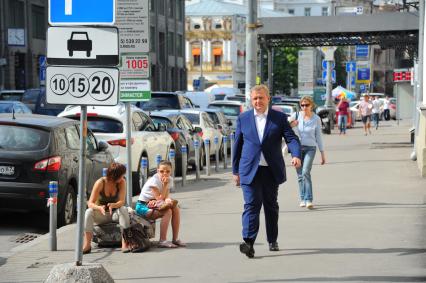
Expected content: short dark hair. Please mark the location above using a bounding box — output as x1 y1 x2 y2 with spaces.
158 160 172 168
106 162 126 182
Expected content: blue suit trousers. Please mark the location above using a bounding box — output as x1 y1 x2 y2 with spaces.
241 166 279 244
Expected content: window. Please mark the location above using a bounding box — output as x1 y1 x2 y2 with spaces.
202 113 215 128
213 47 222 66
288 9 295 15
215 24 222 29
65 126 80 149
192 47 201 66
167 0 173 17
194 24 201 29
176 0 183 20
304 7 311 16
168 32 174 55
32 5 46 39
159 32 166 65
322 7 328 16
8 0 24 28
158 0 165 15
86 132 97 152
176 34 183 56
150 0 155 11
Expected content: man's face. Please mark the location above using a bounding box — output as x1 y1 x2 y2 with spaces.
251 90 270 113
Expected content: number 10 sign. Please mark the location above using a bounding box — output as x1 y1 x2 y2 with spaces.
46 66 119 106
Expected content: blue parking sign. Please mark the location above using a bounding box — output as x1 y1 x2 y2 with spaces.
49 0 115 25
346 61 356 72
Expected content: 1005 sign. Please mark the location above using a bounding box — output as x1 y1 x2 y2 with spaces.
50 71 115 101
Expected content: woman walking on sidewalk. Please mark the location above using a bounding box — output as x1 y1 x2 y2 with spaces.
291 96 325 209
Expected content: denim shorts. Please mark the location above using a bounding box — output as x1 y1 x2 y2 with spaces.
361 115 371 124
135 201 151 216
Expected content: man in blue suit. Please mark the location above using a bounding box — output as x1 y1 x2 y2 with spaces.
232 84 301 258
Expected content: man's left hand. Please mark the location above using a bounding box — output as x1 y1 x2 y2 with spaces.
291 157 301 168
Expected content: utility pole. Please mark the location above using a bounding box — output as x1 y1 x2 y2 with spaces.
245 0 257 106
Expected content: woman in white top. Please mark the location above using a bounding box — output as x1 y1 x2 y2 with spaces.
291 96 325 209
135 160 185 248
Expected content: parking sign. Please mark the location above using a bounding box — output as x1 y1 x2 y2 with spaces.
49 0 115 25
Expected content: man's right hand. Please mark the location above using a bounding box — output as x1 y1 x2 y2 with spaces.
233 174 240 187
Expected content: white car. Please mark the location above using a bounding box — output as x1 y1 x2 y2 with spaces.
163 109 223 157
208 100 248 132
58 104 175 193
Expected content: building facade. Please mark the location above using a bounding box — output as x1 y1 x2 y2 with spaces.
0 0 47 90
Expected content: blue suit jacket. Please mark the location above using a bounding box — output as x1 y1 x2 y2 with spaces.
232 108 301 185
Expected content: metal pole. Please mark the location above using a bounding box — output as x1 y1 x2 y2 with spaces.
205 139 210 176
168 149 176 192
325 60 335 130
181 146 187 187
230 133 235 162
347 47 351 91
48 181 58 251
75 106 87 266
214 136 219 172
141 157 148 186
223 136 228 169
194 139 200 180
245 0 258 107
125 102 132 207
267 48 273 92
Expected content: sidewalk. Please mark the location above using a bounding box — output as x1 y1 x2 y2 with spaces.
0 120 425 283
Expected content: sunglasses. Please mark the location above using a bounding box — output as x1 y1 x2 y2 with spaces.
300 104 310 108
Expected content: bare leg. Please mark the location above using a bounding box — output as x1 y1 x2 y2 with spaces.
171 206 181 242
159 209 172 241
121 237 128 250
83 232 92 252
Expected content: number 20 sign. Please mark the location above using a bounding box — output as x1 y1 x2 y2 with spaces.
46 66 119 106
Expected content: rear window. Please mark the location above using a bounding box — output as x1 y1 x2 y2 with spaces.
227 96 245 102
0 103 14 113
22 89 40 104
67 116 123 133
207 112 219 124
0 93 23 101
181 113 200 124
208 104 240 116
0 125 49 150
141 97 179 110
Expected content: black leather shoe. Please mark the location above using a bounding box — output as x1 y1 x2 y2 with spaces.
269 242 279 251
239 242 255 258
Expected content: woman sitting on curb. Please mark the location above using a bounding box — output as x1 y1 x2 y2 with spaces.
135 160 185 248
83 162 130 253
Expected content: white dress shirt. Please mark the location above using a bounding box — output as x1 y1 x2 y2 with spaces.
254 108 268 166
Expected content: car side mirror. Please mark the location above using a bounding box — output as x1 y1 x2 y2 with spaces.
194 126 203 133
98 140 109 152
227 120 233 126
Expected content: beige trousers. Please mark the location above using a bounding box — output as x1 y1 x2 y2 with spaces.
84 206 130 232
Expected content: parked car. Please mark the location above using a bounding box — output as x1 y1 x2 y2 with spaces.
271 103 297 117
210 87 242 101
164 109 222 158
208 100 247 131
137 92 195 111
182 91 215 109
0 101 32 114
0 114 113 226
202 108 233 138
0 90 24 101
58 104 175 194
149 111 204 174
22 88 66 116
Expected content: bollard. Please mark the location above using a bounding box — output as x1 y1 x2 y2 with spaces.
156 154 162 167
48 181 58 251
205 139 211 176
194 139 200 180
141 157 148 187
168 149 176 192
181 145 187 187
214 136 219 172
223 135 228 169
230 133 235 162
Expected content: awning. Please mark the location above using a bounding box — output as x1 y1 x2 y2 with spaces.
192 48 201 56
213 48 222 56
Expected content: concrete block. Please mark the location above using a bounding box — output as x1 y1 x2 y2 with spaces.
45 262 114 283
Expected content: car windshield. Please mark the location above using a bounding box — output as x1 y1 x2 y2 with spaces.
0 103 14 113
151 116 173 129
0 94 23 101
141 97 179 110
208 104 240 116
67 116 123 133
0 125 49 150
181 113 200 124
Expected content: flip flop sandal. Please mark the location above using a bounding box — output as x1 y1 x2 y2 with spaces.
172 240 186 247
158 241 178 248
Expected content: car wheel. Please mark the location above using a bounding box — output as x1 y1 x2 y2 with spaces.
58 185 76 227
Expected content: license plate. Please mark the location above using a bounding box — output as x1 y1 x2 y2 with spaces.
0 166 15 176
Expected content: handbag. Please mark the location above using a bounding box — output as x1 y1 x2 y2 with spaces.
122 223 151 253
